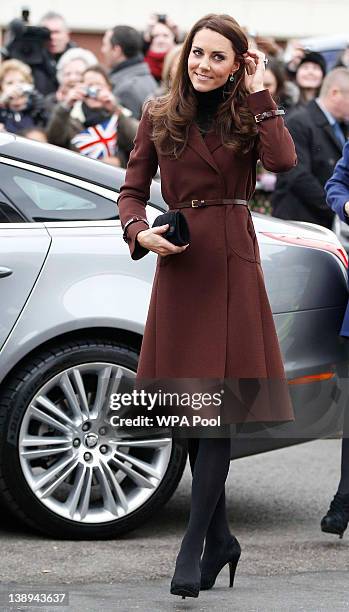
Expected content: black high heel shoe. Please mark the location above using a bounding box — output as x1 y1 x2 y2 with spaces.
200 535 241 590
170 553 201 599
170 581 200 599
321 492 349 539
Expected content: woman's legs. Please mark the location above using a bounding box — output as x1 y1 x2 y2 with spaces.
172 437 231 585
187 438 232 548
187 437 199 473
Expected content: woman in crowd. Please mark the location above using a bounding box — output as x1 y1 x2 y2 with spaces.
144 19 177 82
44 47 98 114
118 12 296 600
47 64 138 167
287 50 326 113
153 44 183 96
0 59 47 134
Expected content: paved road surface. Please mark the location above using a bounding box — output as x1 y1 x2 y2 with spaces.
0 439 348 610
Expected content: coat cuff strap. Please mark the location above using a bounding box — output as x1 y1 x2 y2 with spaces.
122 216 149 243
254 109 285 123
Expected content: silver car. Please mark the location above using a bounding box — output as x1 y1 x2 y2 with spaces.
0 132 348 539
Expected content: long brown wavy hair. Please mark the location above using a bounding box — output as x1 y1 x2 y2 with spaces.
148 14 258 158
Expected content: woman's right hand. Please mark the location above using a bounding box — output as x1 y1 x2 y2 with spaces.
64 84 86 109
137 224 189 257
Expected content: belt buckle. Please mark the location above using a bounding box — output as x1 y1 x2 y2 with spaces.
192 199 205 208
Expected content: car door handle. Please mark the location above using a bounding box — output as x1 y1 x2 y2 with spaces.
0 267 13 278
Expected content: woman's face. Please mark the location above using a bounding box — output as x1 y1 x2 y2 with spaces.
263 68 278 96
296 62 323 90
82 70 110 109
0 69 31 111
188 28 240 92
61 59 86 88
150 22 175 54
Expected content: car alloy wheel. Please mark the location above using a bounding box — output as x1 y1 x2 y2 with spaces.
18 362 173 524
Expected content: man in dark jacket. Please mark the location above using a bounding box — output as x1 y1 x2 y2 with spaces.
106 26 157 119
38 11 76 95
272 67 349 229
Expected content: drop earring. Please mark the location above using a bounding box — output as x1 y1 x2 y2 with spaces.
229 73 235 82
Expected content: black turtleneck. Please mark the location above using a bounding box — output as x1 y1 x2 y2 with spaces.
194 84 226 136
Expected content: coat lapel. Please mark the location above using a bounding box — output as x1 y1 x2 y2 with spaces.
187 123 222 174
323 123 344 152
204 130 224 154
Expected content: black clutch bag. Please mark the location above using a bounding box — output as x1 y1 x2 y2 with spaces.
152 210 190 246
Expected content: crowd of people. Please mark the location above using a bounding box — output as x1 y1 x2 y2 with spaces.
0 11 349 227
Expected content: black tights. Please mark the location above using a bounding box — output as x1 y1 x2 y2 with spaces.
172 437 231 584
187 437 232 546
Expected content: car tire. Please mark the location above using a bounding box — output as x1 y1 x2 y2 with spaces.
0 338 187 539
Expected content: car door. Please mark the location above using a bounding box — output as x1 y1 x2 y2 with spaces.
0 223 51 349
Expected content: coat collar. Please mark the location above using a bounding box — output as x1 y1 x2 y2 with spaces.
187 123 223 174
307 99 344 153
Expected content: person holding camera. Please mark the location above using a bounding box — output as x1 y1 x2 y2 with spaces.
46 64 138 167
2 11 75 98
44 47 98 115
0 59 47 134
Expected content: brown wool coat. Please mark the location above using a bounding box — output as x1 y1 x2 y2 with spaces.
118 89 297 424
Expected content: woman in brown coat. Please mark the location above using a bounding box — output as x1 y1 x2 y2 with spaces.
118 13 297 600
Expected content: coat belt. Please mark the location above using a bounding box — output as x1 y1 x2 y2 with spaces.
174 198 248 209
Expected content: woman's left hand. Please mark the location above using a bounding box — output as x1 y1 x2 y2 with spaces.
243 49 267 94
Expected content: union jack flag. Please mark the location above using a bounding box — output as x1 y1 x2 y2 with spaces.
71 115 118 159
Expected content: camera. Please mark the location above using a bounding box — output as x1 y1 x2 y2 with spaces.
2 18 51 65
84 86 100 99
0 11 56 96
0 83 34 105
156 14 167 23
15 83 33 97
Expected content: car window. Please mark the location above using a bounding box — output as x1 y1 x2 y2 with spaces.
0 189 25 223
14 176 97 211
0 164 119 222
